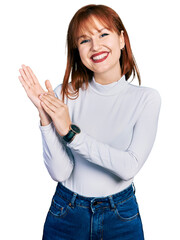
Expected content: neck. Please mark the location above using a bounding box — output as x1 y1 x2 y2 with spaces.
94 66 122 85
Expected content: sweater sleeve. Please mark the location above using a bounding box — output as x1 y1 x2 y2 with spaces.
65 90 161 181
39 86 74 182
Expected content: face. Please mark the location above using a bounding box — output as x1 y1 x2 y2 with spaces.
77 17 125 79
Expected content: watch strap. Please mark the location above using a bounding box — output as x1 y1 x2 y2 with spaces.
63 129 76 143
62 124 80 143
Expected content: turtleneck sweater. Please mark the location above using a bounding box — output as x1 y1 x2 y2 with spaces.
39 75 161 197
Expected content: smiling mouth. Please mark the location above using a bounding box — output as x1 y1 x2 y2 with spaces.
91 52 109 63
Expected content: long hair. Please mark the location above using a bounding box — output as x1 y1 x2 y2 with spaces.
60 4 141 102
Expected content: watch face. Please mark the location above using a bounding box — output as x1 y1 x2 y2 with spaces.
71 124 81 133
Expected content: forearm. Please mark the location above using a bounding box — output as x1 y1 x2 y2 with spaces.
38 108 52 126
66 131 139 180
39 121 74 181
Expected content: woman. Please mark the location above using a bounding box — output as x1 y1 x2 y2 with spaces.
18 4 161 240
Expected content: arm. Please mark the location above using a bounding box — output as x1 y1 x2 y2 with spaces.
39 88 74 182
39 122 74 182
65 90 162 181
18 64 73 181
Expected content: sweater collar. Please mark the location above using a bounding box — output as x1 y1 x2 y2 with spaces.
89 75 128 96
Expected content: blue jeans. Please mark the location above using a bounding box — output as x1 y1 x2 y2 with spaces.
42 182 144 240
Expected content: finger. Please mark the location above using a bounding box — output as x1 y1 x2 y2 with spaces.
44 93 64 105
41 93 64 107
19 68 31 88
27 66 39 84
40 99 55 117
18 76 30 93
45 80 55 96
40 94 60 109
21 64 34 85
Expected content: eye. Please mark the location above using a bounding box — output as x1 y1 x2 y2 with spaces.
80 39 90 45
100 33 109 38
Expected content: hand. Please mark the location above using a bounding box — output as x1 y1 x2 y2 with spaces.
39 93 71 136
18 64 55 111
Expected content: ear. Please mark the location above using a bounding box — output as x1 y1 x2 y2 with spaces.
119 30 125 50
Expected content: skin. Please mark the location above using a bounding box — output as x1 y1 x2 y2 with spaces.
18 65 71 136
18 17 125 137
77 17 125 85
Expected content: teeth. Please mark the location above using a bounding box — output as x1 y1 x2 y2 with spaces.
92 53 108 60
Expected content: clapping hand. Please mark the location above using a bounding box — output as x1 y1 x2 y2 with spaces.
39 93 71 137
18 64 71 136
18 64 55 111
18 64 55 125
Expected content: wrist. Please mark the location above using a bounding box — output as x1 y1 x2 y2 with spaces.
38 109 52 126
62 123 81 143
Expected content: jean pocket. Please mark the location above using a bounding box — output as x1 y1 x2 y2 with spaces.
49 194 71 218
114 195 139 222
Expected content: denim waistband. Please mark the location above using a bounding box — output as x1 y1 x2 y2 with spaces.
55 182 136 210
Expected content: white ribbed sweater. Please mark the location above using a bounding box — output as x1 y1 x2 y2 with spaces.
39 75 161 197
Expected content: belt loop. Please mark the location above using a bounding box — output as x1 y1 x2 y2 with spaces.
69 193 77 208
108 195 116 209
132 182 136 194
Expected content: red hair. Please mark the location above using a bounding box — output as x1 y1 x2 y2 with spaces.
61 4 141 102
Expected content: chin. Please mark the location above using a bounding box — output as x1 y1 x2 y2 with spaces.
93 66 112 74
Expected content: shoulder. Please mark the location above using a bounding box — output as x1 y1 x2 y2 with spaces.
127 81 161 106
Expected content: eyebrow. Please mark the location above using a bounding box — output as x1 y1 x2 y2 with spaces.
77 28 108 41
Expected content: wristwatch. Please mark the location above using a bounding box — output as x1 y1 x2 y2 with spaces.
63 124 81 143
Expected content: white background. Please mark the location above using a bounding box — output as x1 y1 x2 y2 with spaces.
0 0 179 239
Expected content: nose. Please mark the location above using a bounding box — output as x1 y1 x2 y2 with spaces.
91 38 101 52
